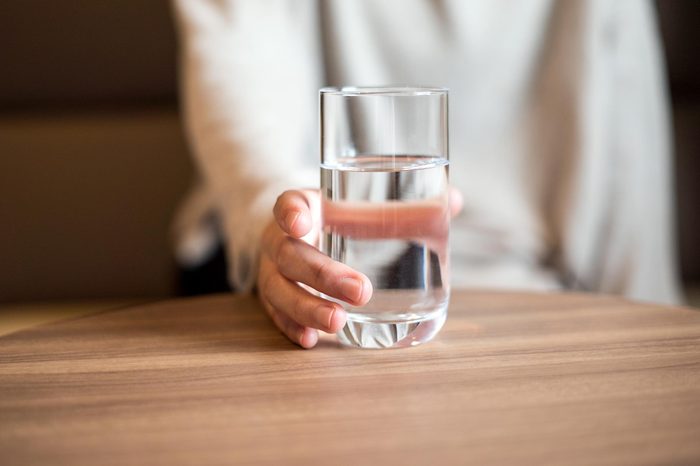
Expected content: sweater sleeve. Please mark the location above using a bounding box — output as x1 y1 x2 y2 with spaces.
172 0 322 291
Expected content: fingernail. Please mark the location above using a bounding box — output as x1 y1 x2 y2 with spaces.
286 211 300 232
339 277 363 303
327 306 347 332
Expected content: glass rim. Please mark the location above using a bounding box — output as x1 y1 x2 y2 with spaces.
320 85 448 97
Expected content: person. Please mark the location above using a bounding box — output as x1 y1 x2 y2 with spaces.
171 0 681 348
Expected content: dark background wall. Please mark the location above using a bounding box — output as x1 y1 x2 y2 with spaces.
0 1 698 302
657 0 700 281
0 1 177 108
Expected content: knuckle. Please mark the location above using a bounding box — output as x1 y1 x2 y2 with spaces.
313 259 333 286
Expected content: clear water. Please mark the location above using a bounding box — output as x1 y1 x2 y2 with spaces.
321 155 450 348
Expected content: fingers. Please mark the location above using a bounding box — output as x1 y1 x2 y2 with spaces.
272 235 372 306
273 190 314 239
261 263 348 333
259 254 348 349
274 187 461 243
262 189 375 349
259 292 319 349
322 198 448 239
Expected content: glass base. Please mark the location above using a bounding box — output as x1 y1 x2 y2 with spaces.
336 307 447 349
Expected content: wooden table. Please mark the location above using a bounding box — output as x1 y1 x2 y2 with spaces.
0 299 143 337
1 291 699 465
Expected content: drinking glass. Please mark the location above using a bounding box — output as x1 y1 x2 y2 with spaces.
320 86 450 349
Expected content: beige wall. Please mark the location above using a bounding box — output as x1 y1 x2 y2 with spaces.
0 109 193 301
0 1 194 302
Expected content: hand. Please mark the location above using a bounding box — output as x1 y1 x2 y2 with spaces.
256 186 463 349
257 189 373 348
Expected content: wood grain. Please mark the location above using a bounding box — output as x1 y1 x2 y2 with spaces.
0 299 144 337
1 291 699 465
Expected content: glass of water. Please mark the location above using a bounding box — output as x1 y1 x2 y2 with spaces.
320 86 449 349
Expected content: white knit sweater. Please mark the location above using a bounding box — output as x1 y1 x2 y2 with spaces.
172 0 680 304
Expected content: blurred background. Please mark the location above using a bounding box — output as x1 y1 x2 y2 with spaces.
0 1 698 305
